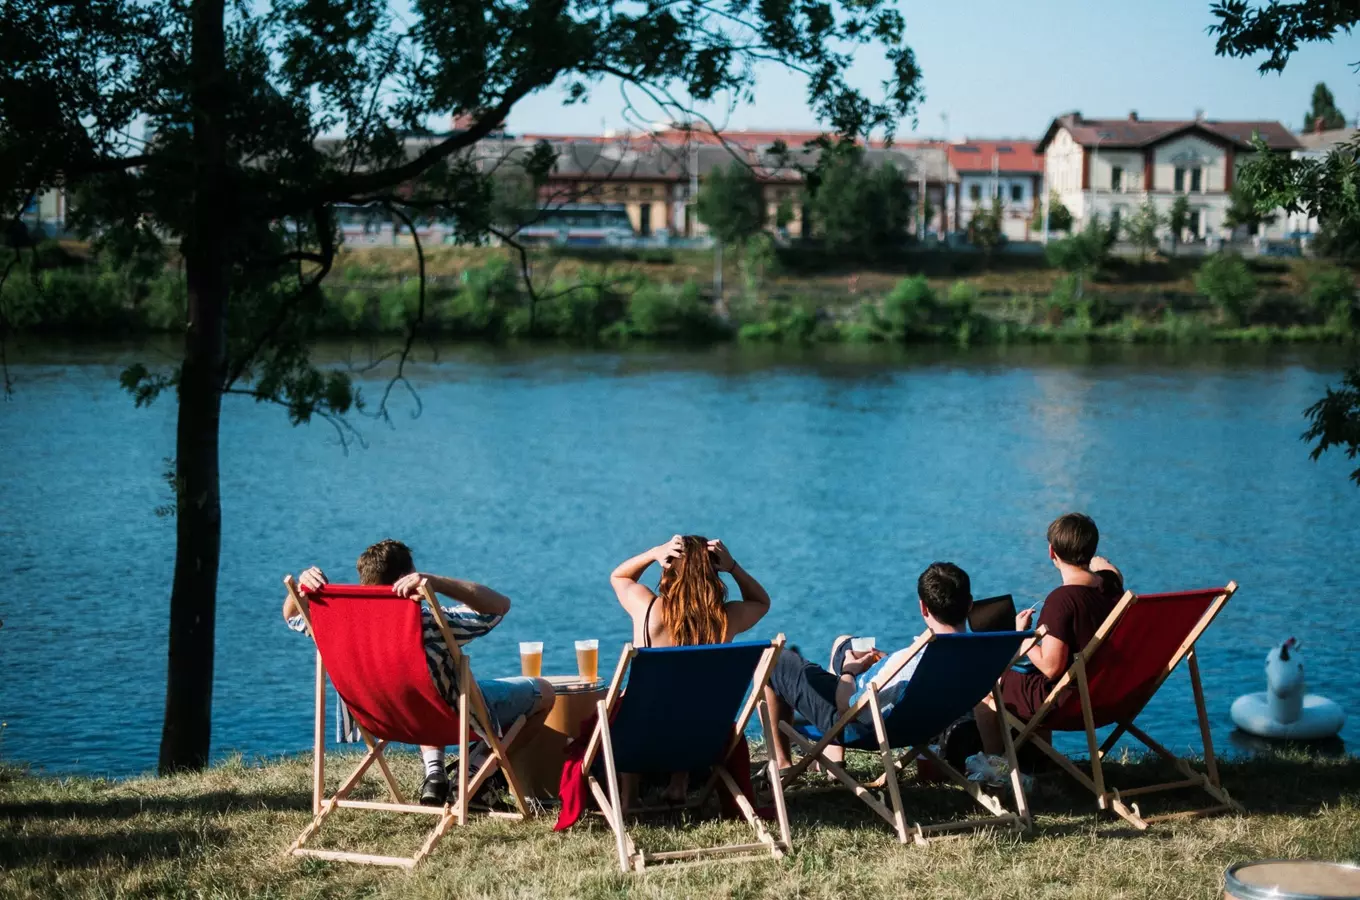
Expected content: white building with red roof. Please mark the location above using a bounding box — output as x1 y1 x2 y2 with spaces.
1035 111 1300 242
945 139 1045 241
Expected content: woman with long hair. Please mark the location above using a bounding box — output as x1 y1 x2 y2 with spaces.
609 534 772 804
610 534 771 649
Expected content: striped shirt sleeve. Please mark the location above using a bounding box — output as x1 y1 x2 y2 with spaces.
437 605 502 645
285 615 308 633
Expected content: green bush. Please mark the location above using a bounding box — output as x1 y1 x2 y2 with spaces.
626 280 724 341
1305 265 1357 333
1194 253 1256 325
879 275 938 341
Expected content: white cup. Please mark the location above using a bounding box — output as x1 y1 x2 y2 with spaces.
850 636 876 654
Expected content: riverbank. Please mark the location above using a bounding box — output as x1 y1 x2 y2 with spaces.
2 751 1357 899
4 243 1356 346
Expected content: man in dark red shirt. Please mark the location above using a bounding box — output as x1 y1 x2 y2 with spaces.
975 512 1124 758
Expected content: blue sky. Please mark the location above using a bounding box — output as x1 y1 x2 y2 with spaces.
504 0 1360 139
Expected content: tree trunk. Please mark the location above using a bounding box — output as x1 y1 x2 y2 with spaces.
159 0 228 774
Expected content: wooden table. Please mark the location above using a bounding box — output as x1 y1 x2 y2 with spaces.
508 674 606 800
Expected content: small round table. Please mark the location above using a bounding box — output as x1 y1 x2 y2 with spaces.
508 675 606 800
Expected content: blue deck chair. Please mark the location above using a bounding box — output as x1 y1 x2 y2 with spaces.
779 627 1040 845
580 636 790 873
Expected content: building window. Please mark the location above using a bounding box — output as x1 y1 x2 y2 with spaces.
640 186 655 199
1110 207 1123 234
1010 184 1023 203
1190 168 1202 192
969 184 982 202
1188 209 1201 237
639 203 652 237
1174 168 1185 192
1111 166 1123 192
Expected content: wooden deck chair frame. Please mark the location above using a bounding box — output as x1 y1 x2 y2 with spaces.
777 628 1042 846
282 576 532 869
1003 582 1241 830
581 635 792 874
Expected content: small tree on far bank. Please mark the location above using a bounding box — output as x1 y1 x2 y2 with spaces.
1124 197 1162 261
1045 217 1112 300
970 196 1005 257
696 163 766 248
1031 191 1074 234
1194 253 1257 325
1168 195 1192 254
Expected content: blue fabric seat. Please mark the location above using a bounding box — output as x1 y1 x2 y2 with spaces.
782 629 1037 845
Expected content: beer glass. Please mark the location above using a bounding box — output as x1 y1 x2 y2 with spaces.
519 641 543 678
575 639 599 683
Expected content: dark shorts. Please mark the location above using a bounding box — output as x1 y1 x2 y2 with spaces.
769 649 844 735
1000 667 1051 721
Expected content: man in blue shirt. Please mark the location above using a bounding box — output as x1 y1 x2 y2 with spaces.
764 562 973 771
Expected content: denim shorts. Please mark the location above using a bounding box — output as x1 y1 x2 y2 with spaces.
479 676 542 733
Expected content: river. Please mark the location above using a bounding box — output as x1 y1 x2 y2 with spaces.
1 339 1357 775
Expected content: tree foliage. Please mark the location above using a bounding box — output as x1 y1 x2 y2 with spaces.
1210 0 1360 485
1194 253 1256 325
1123 197 1162 261
0 0 923 772
695 162 765 247
1045 218 1112 300
805 143 911 257
1304 82 1348 132
1223 180 1279 233
1031 191 1073 234
1168 195 1192 251
969 195 1004 256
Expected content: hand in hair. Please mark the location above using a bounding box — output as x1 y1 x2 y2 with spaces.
706 539 735 573
655 534 684 569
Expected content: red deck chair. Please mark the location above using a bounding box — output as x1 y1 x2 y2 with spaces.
1005 583 1241 830
282 577 530 868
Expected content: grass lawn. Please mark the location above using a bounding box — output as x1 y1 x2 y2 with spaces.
2 750 1358 899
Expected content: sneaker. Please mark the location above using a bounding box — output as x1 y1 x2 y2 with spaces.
828 635 854 675
420 774 450 806
964 752 1012 788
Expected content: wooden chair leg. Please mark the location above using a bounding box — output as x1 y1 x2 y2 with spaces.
1073 661 1107 808
597 701 632 873
993 684 1031 828
867 693 910 844
758 699 793 852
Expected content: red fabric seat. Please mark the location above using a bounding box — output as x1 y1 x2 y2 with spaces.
1044 588 1221 732
303 584 468 747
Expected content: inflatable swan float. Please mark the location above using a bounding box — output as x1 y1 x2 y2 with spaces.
1230 638 1345 741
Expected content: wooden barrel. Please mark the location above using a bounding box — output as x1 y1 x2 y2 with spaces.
1225 861 1360 899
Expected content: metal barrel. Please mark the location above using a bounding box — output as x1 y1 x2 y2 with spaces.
1225 861 1360 900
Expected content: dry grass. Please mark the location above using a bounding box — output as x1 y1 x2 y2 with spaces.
2 751 1358 899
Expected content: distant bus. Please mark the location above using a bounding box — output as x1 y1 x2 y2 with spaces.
512 204 636 247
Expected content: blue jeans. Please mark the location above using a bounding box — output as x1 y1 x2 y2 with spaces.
479 676 541 733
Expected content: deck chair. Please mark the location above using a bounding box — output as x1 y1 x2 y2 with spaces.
581 636 791 873
283 577 531 869
1003 583 1241 830
779 628 1039 845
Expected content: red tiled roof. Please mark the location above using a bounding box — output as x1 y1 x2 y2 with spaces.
1035 114 1300 152
946 139 1043 173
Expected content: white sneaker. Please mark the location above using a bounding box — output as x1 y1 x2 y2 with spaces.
965 752 1012 788
964 752 1036 793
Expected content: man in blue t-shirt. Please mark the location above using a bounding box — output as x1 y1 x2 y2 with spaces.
764 562 973 771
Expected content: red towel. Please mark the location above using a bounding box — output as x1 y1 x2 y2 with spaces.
554 713 762 831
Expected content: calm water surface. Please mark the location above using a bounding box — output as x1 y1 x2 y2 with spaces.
2 340 1358 775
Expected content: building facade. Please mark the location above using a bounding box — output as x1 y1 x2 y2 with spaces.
947 139 1044 241
1035 112 1300 242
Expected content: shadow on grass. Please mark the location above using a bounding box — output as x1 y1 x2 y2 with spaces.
0 824 230 868
0 787 313 823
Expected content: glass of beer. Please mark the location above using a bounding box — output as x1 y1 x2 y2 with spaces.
519 641 543 678
575 639 599 683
